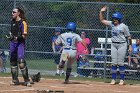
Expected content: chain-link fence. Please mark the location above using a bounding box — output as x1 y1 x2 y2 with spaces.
0 0 140 81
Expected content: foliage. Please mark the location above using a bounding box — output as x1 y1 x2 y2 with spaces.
77 0 140 3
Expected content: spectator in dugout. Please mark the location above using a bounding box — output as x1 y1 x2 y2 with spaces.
76 31 91 76
77 55 91 77
0 51 7 72
52 27 64 75
129 38 140 69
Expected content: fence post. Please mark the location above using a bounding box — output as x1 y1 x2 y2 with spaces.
14 0 16 8
103 5 110 79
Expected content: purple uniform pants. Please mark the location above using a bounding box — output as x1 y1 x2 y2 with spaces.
10 41 25 64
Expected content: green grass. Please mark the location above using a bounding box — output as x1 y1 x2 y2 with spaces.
4 59 140 85
27 59 77 71
0 72 11 77
27 59 56 70
6 59 78 71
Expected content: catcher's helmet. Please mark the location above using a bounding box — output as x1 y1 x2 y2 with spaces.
66 22 76 32
112 12 122 22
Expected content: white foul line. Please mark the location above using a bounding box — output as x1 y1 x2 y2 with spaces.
113 90 128 93
50 85 67 88
0 81 7 85
0 88 35 92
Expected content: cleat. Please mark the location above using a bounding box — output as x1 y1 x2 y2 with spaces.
61 72 65 75
55 73 60 76
59 71 65 76
64 80 69 84
119 80 125 85
110 79 116 85
10 80 19 86
24 82 32 87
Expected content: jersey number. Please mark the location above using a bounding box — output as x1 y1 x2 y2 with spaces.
112 31 117 36
66 38 72 46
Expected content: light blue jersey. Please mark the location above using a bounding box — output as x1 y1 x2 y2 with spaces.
56 32 82 49
107 21 130 43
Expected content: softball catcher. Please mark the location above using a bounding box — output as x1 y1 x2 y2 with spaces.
55 22 88 84
6 7 31 87
99 6 132 85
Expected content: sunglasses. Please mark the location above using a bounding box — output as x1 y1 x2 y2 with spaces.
12 11 17 14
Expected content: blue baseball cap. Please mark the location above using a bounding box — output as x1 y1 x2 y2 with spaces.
55 27 61 32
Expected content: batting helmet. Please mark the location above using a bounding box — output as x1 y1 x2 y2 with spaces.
66 22 76 32
112 12 122 22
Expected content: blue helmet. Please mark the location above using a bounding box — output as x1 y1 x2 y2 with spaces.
66 22 76 32
112 12 122 21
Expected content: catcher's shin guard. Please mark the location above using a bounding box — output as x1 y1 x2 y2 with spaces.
11 66 19 84
18 59 30 82
21 66 30 82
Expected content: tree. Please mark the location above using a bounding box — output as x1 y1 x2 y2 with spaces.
77 0 140 3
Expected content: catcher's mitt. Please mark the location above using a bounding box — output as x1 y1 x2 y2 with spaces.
31 72 41 82
6 32 14 40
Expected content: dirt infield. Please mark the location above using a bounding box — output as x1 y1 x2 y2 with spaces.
0 77 140 93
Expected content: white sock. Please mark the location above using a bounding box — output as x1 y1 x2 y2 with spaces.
62 70 65 73
59 70 62 74
57 70 59 74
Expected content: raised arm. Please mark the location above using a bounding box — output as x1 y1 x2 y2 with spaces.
99 6 109 26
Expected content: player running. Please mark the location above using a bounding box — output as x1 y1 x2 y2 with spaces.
55 22 88 84
99 6 132 85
